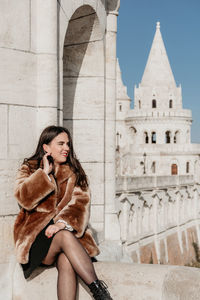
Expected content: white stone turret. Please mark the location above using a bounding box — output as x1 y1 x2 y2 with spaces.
116 22 200 177
129 22 192 145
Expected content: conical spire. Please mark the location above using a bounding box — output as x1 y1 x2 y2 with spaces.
141 22 176 88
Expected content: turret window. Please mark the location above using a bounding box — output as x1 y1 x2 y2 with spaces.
139 100 141 109
169 99 173 108
165 131 171 144
152 99 156 108
151 132 156 144
119 104 122 112
174 131 180 144
144 132 149 144
171 164 178 175
151 161 156 174
186 162 190 173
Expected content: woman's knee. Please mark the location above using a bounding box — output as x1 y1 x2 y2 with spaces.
54 229 74 245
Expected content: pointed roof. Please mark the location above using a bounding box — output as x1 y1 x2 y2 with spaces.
141 22 176 88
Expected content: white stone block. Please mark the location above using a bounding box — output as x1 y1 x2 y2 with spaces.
0 160 20 215
36 54 57 107
0 49 36 106
36 107 58 140
90 205 104 223
0 0 30 50
0 105 8 159
8 106 37 159
63 77 104 120
82 162 104 205
63 40 104 77
31 0 57 54
64 119 104 162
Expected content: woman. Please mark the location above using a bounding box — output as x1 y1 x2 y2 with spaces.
13 125 113 300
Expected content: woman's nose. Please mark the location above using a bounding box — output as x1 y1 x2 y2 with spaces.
64 144 69 151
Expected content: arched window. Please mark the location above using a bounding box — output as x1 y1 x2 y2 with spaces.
171 164 178 175
144 132 149 144
174 131 180 144
151 161 156 174
165 131 171 144
169 99 173 108
138 100 141 109
119 104 122 112
152 99 156 108
151 132 156 144
186 162 190 173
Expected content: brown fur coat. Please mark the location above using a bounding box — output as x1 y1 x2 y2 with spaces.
13 161 100 264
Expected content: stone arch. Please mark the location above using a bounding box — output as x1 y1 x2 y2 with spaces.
169 99 173 108
129 126 137 144
61 4 106 237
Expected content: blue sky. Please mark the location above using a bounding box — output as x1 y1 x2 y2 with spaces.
117 0 200 143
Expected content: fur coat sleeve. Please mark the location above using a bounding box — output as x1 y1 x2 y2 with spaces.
14 165 55 211
54 173 91 238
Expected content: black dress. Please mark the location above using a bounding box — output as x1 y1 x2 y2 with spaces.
21 219 54 279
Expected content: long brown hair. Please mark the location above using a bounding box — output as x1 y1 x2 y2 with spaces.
24 125 88 189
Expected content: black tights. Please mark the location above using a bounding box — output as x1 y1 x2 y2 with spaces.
42 230 98 300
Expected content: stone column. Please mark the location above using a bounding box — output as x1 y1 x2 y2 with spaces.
31 0 58 137
104 11 120 240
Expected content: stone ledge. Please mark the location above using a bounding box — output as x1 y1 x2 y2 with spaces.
1 256 200 299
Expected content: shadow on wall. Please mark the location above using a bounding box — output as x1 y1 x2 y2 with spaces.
62 5 96 135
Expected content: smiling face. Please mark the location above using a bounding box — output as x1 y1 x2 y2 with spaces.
43 132 70 164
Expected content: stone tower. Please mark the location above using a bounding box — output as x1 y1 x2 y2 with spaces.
116 22 199 177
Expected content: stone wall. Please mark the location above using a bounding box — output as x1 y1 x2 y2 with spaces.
0 0 121 268
116 175 200 266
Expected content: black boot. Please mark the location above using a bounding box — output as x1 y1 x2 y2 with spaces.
88 279 113 300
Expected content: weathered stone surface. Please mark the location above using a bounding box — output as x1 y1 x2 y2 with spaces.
82 162 104 205
31 0 57 54
64 119 104 163
0 216 15 264
63 77 104 120
7 261 200 300
167 233 182 265
140 242 158 264
63 40 104 77
0 159 21 215
8 106 37 159
0 49 36 106
0 0 30 50
0 105 8 159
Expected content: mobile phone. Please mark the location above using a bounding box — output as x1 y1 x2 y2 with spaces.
47 155 54 164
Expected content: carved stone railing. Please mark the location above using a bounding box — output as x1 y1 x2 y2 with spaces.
116 175 200 264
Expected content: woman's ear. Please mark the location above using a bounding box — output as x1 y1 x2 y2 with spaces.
43 144 49 153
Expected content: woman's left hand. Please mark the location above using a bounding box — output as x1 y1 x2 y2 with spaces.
45 223 65 238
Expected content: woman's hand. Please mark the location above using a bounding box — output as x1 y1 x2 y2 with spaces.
43 152 53 175
45 223 65 238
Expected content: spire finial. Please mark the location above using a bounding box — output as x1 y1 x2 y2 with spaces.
156 21 160 30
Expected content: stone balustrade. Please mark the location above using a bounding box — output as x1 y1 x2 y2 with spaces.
126 109 192 119
116 175 200 265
